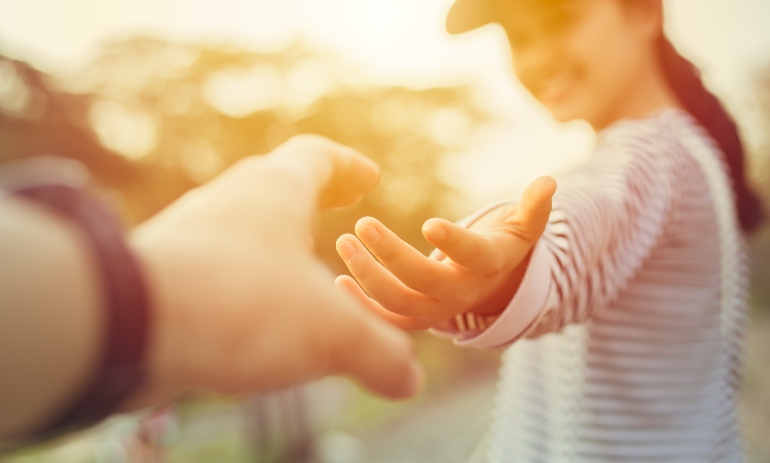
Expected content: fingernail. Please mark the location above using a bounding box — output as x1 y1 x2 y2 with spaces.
359 225 381 245
337 241 358 262
426 225 446 242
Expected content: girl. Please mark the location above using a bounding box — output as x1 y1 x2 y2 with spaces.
335 0 764 461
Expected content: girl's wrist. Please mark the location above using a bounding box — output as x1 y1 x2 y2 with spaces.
467 248 533 317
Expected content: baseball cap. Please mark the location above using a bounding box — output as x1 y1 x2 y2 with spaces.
446 0 495 35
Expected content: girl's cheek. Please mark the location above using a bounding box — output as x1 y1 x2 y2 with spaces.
564 32 618 108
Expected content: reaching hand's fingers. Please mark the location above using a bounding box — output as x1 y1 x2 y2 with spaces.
422 218 501 274
269 135 380 209
336 235 452 320
324 286 423 399
335 276 434 331
508 176 557 241
354 217 458 297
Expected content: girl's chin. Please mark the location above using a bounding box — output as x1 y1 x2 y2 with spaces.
542 97 595 124
545 105 584 123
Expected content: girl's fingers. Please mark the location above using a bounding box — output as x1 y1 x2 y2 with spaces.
509 176 557 240
335 276 433 331
354 217 459 297
422 218 501 274
336 235 452 320
421 177 556 274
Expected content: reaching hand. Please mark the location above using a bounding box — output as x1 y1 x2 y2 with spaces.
335 176 556 331
128 135 423 409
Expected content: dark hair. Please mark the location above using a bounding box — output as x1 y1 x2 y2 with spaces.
658 37 764 233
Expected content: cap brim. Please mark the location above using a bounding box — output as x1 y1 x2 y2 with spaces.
446 0 494 35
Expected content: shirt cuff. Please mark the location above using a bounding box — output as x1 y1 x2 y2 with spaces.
428 202 552 349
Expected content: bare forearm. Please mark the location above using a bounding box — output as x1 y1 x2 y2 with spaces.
0 197 102 440
468 249 531 316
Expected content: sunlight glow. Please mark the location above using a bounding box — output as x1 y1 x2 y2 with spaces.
0 0 768 209
89 100 158 160
204 65 284 118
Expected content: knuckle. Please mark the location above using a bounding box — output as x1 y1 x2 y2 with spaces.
458 287 482 307
387 294 410 315
354 263 373 283
378 246 399 264
485 254 505 275
464 236 483 261
411 271 435 293
512 225 541 244
443 227 461 248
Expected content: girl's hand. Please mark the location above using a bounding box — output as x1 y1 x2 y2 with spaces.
335 176 556 330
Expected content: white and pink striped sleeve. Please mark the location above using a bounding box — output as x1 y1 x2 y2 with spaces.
433 121 686 349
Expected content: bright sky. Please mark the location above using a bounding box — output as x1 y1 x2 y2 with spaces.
1 0 769 210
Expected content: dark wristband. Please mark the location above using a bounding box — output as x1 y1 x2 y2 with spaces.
11 184 150 437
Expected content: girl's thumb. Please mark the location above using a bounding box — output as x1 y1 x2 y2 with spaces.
515 176 557 239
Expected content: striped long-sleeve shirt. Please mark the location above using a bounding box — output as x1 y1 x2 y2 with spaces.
438 109 749 462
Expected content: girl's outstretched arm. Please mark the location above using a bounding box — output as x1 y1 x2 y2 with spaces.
338 121 685 348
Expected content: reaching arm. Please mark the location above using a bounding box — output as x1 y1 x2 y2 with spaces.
0 135 422 442
0 197 103 440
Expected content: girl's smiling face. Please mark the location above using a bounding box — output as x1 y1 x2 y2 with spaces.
495 0 663 128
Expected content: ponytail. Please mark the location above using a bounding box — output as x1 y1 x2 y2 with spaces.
658 37 764 233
